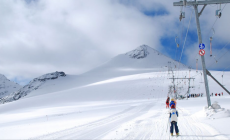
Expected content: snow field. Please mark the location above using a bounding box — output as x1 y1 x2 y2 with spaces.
0 70 229 139
33 97 230 140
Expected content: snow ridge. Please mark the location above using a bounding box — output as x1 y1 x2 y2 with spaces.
1 71 66 103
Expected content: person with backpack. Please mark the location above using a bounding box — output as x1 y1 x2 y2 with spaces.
169 104 179 136
166 96 170 108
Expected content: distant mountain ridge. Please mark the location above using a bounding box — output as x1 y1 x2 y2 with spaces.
1 71 66 103
0 74 21 99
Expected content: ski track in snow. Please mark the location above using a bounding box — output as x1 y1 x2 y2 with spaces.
32 100 228 140
33 102 155 139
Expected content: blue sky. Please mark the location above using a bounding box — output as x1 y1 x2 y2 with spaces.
0 0 229 85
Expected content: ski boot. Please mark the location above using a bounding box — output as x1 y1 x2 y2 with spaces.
171 133 173 136
176 133 179 137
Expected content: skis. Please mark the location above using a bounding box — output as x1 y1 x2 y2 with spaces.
171 134 179 137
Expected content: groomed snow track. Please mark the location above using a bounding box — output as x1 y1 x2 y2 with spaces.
32 100 228 140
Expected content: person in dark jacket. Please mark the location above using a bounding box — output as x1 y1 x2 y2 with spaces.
169 104 179 136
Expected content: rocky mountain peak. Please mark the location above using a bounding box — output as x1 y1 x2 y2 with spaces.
125 45 150 59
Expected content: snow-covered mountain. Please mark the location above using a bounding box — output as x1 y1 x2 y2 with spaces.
0 74 21 99
1 71 66 103
1 45 190 103
83 45 189 78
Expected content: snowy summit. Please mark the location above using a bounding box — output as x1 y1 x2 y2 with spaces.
126 45 150 59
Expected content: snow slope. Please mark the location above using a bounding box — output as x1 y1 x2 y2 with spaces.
0 74 21 100
0 70 229 139
83 45 189 78
0 45 229 139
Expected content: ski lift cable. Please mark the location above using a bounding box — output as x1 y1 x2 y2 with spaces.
175 16 186 78
178 10 193 69
209 14 229 61
175 6 193 79
207 18 218 36
206 40 230 69
197 4 228 70
194 50 200 71
174 14 185 78
174 6 185 75
211 42 228 61
215 65 230 76
215 40 230 59
174 44 178 61
206 4 227 59
190 71 202 78
207 4 227 36
210 53 230 78
221 3 227 12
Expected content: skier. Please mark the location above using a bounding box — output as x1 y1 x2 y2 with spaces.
170 98 176 108
169 104 179 136
166 96 170 108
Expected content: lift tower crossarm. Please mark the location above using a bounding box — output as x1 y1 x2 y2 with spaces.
173 0 230 6
206 70 230 95
169 78 195 79
198 4 207 17
169 77 195 100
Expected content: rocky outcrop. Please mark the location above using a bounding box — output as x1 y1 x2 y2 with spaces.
126 45 150 59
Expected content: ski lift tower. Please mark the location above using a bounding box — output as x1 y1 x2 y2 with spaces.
173 0 230 107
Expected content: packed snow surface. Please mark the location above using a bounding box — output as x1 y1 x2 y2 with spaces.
0 70 229 139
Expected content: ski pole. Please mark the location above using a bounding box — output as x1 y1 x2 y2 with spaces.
169 120 170 140
166 117 169 132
